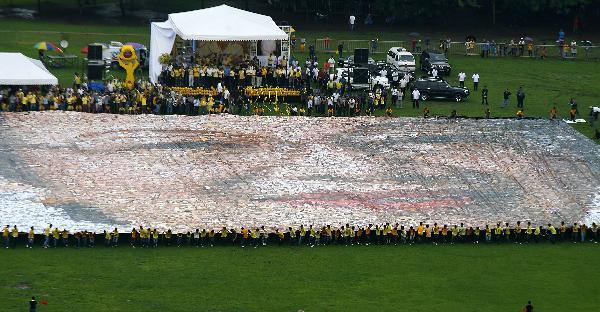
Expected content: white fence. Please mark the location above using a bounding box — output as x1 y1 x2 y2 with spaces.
313 38 600 60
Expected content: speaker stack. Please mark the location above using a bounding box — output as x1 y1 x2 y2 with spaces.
353 67 369 84
354 48 369 65
87 44 104 81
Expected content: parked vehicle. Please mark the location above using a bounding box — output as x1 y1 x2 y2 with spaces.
386 47 416 73
410 77 469 102
88 41 148 68
420 50 451 75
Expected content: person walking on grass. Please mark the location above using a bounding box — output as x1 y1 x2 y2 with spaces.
523 300 533 312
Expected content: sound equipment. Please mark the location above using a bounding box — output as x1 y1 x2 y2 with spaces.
354 48 369 65
87 61 104 81
87 44 103 61
353 67 369 84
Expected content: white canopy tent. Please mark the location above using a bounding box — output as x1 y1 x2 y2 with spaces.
149 4 288 83
0 52 58 85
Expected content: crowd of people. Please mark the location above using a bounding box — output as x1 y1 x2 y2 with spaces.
2 221 598 249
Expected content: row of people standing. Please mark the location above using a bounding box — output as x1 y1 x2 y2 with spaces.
3 222 598 249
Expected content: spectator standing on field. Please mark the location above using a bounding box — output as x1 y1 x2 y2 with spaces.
29 296 38 312
516 87 525 108
571 40 577 57
502 88 511 108
349 15 355 31
412 88 420 109
481 86 488 105
472 73 480 91
458 71 466 88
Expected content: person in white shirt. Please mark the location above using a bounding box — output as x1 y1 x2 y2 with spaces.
391 87 399 108
349 15 356 31
458 71 466 88
431 68 438 78
217 82 223 95
193 97 200 115
472 73 480 91
399 76 408 94
327 57 335 74
379 68 388 78
412 88 420 109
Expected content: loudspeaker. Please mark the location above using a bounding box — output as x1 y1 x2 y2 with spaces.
354 48 369 65
353 67 369 84
88 44 103 61
87 61 104 80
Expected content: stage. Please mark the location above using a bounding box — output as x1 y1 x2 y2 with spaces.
0 112 599 231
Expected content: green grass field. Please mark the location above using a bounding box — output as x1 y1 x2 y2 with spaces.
1 244 599 311
1 15 600 312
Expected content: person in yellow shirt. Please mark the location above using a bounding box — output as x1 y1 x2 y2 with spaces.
451 225 459 244
9 225 19 248
533 226 541 243
572 222 580 243
515 221 522 244
416 222 424 243
3 225 10 248
287 227 296 246
547 224 557 244
391 225 399 245
494 223 502 243
81 94 89 112
52 227 60 247
66 95 75 111
220 227 229 245
207 96 215 114
424 224 432 244
504 223 511 243
250 228 259 248
140 95 147 114
525 222 533 243
104 230 111 247
112 228 119 247
61 229 69 247
27 226 35 248
240 227 249 248
130 228 138 248
440 225 448 244
149 228 157 247
43 224 52 248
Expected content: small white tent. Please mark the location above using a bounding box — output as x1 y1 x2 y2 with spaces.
149 4 288 83
0 53 58 85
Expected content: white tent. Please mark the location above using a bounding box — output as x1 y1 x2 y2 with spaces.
149 4 288 83
0 52 58 85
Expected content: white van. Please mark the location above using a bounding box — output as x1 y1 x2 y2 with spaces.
386 47 415 72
